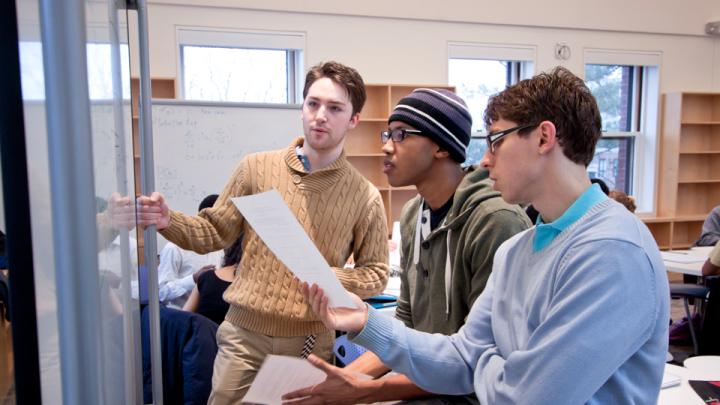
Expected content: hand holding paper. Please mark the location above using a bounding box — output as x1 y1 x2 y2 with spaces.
232 189 355 308
242 355 327 405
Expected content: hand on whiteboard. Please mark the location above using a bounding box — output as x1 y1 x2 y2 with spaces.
105 192 135 230
136 192 170 230
302 282 367 334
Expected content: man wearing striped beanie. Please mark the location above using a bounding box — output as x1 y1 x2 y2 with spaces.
284 88 530 404
387 88 472 163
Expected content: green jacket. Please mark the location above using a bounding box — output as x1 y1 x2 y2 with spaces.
396 166 531 335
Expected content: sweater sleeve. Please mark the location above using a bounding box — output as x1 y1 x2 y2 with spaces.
473 239 664 405
334 191 389 299
696 206 720 247
463 207 530 310
160 157 249 253
351 269 499 396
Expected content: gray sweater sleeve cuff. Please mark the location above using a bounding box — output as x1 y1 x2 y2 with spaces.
348 305 396 354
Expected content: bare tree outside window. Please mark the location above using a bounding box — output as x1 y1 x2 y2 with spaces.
182 46 289 103
585 64 637 194
449 59 512 166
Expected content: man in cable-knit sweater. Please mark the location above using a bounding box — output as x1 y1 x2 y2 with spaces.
138 61 389 403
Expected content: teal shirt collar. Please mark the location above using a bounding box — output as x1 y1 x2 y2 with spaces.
533 184 608 252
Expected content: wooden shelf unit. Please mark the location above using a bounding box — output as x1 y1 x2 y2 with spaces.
345 84 453 235
130 78 176 255
130 77 176 192
645 92 720 249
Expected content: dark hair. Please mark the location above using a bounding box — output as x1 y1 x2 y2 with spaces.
609 190 636 213
590 178 610 195
484 66 602 166
303 61 366 116
198 194 219 212
222 236 243 268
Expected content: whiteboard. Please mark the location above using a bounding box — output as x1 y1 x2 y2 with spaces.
151 100 302 216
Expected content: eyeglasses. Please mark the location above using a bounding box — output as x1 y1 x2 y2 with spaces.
380 128 424 144
485 123 538 154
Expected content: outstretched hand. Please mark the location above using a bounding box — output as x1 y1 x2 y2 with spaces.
282 354 370 404
105 192 136 230
136 191 170 230
302 282 368 334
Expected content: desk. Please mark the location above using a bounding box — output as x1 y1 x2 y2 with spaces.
658 363 705 405
684 356 720 380
661 247 712 276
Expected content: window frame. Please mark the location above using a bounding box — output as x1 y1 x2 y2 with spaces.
584 49 661 214
448 42 536 166
176 27 305 104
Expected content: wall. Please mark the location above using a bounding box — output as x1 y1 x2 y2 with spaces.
136 2 720 93
148 0 716 37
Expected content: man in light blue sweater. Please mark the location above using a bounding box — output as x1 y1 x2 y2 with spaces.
301 67 670 404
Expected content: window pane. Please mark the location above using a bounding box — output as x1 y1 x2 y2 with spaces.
449 59 509 133
585 64 634 132
182 46 289 103
464 137 487 166
86 43 131 100
19 42 131 100
587 137 634 193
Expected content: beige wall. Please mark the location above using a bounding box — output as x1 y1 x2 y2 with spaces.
149 0 716 36
137 2 720 93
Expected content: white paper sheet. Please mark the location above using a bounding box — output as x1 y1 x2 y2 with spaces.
242 355 327 405
661 371 681 389
232 189 355 308
660 251 706 264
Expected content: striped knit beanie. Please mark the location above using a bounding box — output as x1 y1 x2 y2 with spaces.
388 88 472 163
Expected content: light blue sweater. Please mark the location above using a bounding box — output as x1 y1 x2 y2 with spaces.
352 198 669 404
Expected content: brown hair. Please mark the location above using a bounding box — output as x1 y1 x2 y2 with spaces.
609 190 636 213
303 61 366 115
484 66 602 166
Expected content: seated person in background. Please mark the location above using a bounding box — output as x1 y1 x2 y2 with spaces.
696 205 720 247
609 190 636 213
184 236 243 325
158 194 224 309
302 67 669 404
285 89 530 404
702 240 720 277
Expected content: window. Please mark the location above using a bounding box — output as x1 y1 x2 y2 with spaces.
584 50 660 213
19 41 130 101
178 28 304 104
447 42 535 165
585 64 640 194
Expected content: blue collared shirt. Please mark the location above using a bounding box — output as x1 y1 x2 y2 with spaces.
533 183 608 252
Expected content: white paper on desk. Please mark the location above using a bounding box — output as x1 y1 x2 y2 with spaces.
232 189 355 308
661 371 681 389
660 252 706 264
242 355 326 405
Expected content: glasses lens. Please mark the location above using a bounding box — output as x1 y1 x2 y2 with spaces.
391 129 404 143
381 131 390 143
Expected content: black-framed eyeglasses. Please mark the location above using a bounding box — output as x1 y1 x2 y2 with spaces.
380 128 424 144
485 123 539 154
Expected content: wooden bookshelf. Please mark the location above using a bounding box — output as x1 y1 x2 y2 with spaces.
130 77 176 254
645 92 720 250
346 84 453 236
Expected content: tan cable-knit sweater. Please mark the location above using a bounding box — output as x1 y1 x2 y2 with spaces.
161 137 389 336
